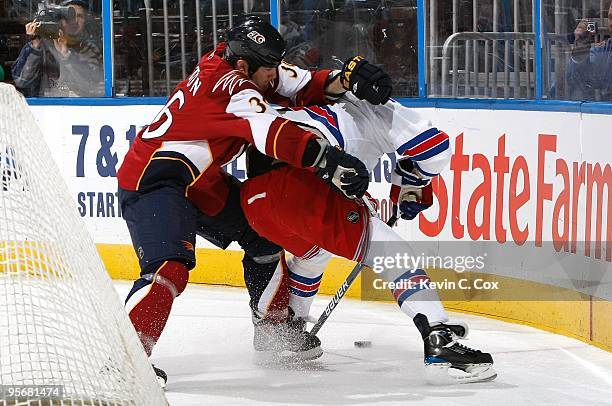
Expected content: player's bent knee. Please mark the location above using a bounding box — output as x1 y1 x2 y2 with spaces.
125 260 189 311
155 260 190 297
241 233 283 262
293 249 331 268
251 251 282 264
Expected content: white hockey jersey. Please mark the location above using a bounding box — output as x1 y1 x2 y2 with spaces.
276 93 451 179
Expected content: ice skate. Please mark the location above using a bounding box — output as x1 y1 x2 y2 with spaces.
415 314 497 385
153 364 167 389
252 309 323 364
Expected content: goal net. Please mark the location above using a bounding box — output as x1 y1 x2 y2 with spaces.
0 84 167 405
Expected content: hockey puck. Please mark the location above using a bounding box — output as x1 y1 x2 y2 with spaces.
354 340 372 348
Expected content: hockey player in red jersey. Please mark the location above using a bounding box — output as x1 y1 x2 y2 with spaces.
240 94 497 384
116 16 392 384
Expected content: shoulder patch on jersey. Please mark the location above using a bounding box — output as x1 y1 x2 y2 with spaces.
212 71 255 95
279 62 299 78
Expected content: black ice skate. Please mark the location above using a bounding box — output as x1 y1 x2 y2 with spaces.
414 313 497 384
252 309 323 364
152 364 167 389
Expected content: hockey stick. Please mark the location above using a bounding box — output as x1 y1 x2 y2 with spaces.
309 261 366 336
387 204 399 228
309 199 398 336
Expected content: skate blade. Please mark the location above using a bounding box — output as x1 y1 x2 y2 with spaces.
424 362 497 385
253 346 323 365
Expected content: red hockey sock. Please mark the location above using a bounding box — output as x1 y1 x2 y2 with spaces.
127 261 189 356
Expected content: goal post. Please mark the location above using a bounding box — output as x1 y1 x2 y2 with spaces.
0 83 167 405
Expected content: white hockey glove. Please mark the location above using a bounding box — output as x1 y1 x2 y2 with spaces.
389 158 433 220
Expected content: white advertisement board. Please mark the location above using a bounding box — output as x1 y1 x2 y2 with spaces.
28 105 611 298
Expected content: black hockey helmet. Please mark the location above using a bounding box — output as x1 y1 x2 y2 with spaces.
224 16 286 74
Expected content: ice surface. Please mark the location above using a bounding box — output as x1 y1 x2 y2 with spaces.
114 282 612 406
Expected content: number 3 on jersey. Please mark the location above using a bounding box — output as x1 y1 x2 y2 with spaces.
142 90 185 139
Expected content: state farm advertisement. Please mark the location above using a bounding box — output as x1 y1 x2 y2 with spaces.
399 109 611 299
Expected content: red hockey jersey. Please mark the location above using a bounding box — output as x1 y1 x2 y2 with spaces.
117 44 332 215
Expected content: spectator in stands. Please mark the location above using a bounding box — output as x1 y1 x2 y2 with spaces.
565 3 612 101
11 0 102 97
0 36 8 83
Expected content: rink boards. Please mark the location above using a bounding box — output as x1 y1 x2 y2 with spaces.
27 103 612 352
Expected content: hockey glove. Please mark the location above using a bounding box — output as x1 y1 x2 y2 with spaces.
316 145 370 199
245 146 286 178
393 184 433 220
340 56 392 105
390 158 433 220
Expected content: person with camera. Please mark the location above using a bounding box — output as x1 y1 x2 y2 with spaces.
565 3 612 101
11 0 102 97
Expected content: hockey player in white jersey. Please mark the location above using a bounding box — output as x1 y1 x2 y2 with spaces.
240 91 497 384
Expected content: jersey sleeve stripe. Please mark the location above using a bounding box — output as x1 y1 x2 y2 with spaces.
396 127 441 154
403 132 448 156
411 139 450 162
263 119 315 167
303 106 344 148
272 119 290 159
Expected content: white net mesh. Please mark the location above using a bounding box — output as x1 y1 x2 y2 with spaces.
0 84 167 405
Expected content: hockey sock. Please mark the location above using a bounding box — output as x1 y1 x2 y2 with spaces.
288 249 332 319
125 261 189 356
364 217 448 325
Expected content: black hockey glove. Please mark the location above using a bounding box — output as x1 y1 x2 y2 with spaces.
245 146 286 178
340 56 393 105
316 145 370 198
